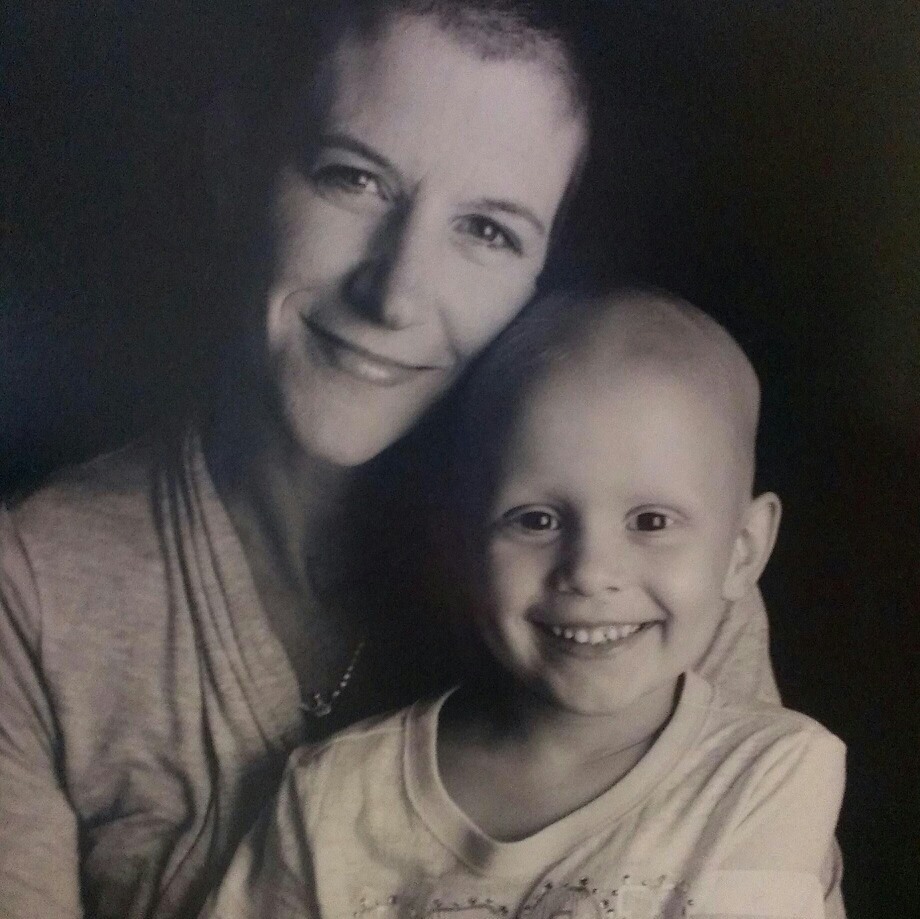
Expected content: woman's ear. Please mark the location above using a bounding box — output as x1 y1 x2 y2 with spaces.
722 492 782 602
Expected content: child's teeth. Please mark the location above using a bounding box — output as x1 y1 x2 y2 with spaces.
549 622 645 644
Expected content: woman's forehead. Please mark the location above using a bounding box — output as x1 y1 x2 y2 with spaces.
311 15 587 213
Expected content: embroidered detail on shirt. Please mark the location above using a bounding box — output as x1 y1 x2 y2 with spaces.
354 892 514 919
520 874 691 919
352 875 694 919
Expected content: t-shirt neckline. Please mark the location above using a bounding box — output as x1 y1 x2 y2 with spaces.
178 427 304 749
404 672 712 877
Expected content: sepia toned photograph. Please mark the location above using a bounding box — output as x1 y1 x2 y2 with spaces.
1 2 916 917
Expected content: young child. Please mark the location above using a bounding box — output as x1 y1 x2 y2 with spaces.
206 290 845 919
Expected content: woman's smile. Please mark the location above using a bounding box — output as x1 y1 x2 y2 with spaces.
257 13 586 468
303 317 446 387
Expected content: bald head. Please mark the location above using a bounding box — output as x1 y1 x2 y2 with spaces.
553 291 761 491
455 288 763 509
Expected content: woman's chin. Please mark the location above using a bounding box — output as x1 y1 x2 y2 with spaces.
286 413 412 470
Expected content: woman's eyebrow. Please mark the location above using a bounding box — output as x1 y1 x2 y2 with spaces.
318 133 396 176
315 135 547 237
469 198 548 238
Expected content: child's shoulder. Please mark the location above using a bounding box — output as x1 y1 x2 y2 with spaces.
284 693 446 779
288 707 407 771
691 679 846 780
275 694 450 829
709 684 842 738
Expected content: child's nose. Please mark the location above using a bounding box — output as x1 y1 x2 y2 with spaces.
554 530 626 597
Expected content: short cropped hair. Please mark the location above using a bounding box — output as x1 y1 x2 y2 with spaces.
230 1 592 176
297 1 589 112
206 1 595 358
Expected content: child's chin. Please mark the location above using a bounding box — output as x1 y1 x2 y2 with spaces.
540 672 675 719
538 684 637 718
562 698 636 718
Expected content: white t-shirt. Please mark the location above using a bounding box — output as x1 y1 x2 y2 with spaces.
207 673 845 919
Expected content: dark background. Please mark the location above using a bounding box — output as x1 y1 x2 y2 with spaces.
2 2 917 914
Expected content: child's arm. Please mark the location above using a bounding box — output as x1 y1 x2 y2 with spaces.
689 728 846 919
202 747 326 919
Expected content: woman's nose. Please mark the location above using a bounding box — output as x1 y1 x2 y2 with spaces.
343 207 433 330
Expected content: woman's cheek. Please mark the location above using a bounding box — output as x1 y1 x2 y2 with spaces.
443 265 540 359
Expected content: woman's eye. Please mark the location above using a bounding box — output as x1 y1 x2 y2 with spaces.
454 215 521 253
312 164 388 201
629 512 673 533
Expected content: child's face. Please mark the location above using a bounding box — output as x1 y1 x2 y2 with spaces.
471 357 750 717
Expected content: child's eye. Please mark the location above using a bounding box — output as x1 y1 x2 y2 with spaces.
628 511 674 533
311 164 390 203
499 506 562 540
453 215 521 254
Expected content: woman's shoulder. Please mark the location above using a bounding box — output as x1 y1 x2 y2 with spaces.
3 428 194 553
0 428 205 613
7 435 161 519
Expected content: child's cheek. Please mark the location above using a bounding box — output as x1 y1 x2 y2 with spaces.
486 541 548 611
651 546 729 635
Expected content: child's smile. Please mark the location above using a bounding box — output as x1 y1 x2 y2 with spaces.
470 352 755 718
530 616 655 653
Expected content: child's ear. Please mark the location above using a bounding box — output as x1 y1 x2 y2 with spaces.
722 492 782 602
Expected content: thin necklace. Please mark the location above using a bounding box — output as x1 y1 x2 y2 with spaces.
300 639 366 718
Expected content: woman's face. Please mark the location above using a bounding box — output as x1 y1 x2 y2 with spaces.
260 15 587 466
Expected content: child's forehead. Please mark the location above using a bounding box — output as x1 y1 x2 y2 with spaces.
500 294 761 487
538 295 757 422
522 351 737 450
533 338 729 417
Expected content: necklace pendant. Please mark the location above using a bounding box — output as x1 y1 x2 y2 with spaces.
303 693 333 718
300 640 365 720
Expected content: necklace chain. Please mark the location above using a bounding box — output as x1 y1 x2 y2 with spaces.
300 639 366 718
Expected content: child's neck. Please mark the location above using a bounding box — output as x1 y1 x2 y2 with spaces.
438 677 680 842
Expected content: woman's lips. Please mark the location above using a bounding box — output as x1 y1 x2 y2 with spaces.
304 319 442 387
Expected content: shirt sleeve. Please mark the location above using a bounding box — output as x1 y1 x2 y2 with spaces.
203 748 326 919
695 586 847 917
689 729 846 919
0 507 83 919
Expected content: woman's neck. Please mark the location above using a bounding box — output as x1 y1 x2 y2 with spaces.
204 386 356 590
202 387 377 704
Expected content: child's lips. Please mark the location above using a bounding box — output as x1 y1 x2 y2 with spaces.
531 618 658 653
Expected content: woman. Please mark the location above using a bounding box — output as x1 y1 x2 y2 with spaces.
0 4 779 919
